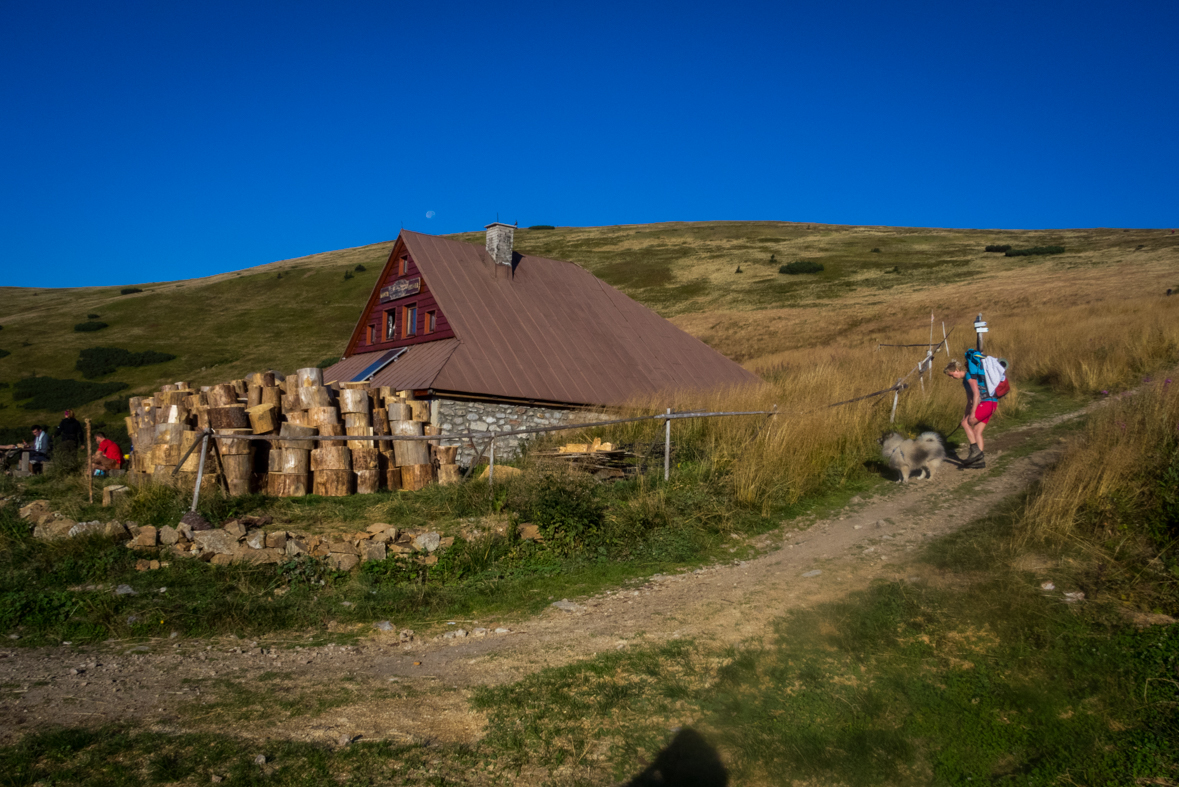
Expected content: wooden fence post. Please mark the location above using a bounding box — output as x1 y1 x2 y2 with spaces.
488 437 495 485
664 408 671 481
85 417 93 504
191 431 210 512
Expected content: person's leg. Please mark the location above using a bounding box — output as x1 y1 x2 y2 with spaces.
974 419 988 453
960 416 980 459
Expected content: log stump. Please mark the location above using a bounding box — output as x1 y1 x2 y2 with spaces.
278 423 317 450
207 383 239 407
437 464 462 486
355 469 381 494
400 464 434 491
208 405 250 430
311 445 352 472
246 404 278 434
296 367 324 388
313 469 353 496
338 389 370 414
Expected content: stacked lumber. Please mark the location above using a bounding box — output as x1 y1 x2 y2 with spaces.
125 369 440 497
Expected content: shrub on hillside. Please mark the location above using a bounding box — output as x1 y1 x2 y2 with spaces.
528 225 555 230
73 321 109 333
316 357 340 369
12 376 128 411
103 396 132 414
119 287 143 295
86 313 100 319
870 247 881 253
984 244 1012 253
76 347 177 379
0 349 9 359
344 270 354 281
354 264 366 272
1006 246 1065 257
779 260 825 275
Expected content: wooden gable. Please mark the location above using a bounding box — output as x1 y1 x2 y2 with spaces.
343 236 455 357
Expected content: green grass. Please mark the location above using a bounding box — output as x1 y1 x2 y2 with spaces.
4 501 1174 786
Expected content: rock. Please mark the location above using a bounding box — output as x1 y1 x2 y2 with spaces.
241 515 272 528
177 523 194 541
210 554 234 566
366 523 390 534
135 559 151 571
551 599 584 613
149 560 160 570
35 517 77 541
245 530 267 549
387 543 415 555
374 620 394 631
254 754 266 765
211 775 224 783
439 536 455 550
114 584 137 596
472 627 488 636
194 529 237 555
265 531 287 550
399 629 415 643
223 520 247 540
362 541 386 562
383 526 400 541
134 525 158 548
517 523 542 541
68 520 129 540
801 570 822 578
419 555 438 566
411 532 441 553
19 500 53 525
158 525 179 545
285 538 308 557
494 627 510 635
237 548 285 565
328 553 360 571
329 540 360 556
180 511 212 531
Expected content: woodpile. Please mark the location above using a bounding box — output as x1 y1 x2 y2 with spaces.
123 368 461 497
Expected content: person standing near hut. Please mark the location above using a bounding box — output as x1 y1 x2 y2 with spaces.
54 409 83 470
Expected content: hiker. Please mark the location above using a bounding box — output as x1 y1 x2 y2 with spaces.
54 409 84 467
27 425 52 464
91 431 122 474
944 350 1000 468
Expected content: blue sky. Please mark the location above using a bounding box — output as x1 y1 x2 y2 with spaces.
2 0 1176 287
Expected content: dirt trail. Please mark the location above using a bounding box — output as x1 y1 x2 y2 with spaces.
0 410 1084 747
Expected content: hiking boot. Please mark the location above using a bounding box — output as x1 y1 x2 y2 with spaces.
960 445 981 465
965 453 986 469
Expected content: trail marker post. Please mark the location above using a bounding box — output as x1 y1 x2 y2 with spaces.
975 313 988 352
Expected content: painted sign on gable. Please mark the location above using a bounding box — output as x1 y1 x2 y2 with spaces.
380 278 421 302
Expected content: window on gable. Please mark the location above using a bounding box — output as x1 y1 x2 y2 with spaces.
403 303 417 338
366 324 375 345
399 256 408 276
385 309 396 340
425 310 436 334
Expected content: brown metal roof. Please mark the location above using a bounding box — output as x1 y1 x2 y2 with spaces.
324 339 460 391
339 231 758 407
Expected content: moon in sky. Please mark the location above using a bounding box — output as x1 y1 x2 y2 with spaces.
425 210 435 219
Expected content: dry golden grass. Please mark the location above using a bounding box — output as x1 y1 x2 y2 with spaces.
1018 376 1179 546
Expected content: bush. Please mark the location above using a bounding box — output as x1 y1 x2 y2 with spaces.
75 347 177 379
779 260 825 275
528 225 555 230
870 247 881 253
0 349 9 360
984 244 1012 253
316 357 340 369
86 313 99 319
343 270 354 281
12 377 127 411
276 272 283 279
508 473 605 556
1006 246 1065 257
354 264 366 272
103 396 132 414
73 321 108 333
119 287 143 295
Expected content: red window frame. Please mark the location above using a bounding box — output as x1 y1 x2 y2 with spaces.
402 303 417 338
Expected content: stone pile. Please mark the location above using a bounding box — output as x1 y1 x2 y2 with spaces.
19 500 455 571
123 366 462 497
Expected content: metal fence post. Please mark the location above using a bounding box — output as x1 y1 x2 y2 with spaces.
191 432 210 512
664 407 671 481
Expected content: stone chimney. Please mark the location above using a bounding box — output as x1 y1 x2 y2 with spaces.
485 222 515 268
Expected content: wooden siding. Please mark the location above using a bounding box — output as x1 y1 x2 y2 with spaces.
344 239 455 357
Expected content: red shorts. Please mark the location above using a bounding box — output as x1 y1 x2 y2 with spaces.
973 401 997 424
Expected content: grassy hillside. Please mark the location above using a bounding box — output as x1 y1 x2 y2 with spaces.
0 221 1176 434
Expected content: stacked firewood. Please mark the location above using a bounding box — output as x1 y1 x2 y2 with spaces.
124 367 462 497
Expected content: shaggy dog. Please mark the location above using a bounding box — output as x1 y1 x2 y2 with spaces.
880 432 946 483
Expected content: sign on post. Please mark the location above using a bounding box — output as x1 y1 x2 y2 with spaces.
975 313 987 351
